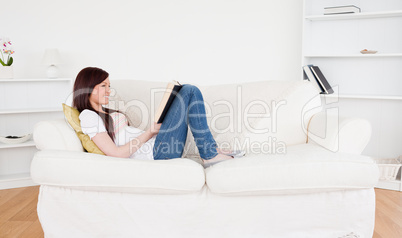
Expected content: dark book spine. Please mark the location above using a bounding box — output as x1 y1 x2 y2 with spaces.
157 85 183 123
310 66 334 94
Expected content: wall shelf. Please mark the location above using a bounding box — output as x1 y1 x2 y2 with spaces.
305 53 402 58
321 94 402 101
0 108 63 115
305 10 402 21
0 78 72 82
0 140 36 149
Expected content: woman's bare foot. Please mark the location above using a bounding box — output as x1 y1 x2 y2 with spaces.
216 148 233 155
202 153 233 168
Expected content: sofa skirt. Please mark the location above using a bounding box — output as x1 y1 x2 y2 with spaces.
37 185 375 238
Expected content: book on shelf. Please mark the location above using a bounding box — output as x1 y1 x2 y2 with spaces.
324 5 361 15
303 64 324 92
309 66 334 94
154 80 183 123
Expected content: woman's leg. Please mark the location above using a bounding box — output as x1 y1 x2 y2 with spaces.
153 85 220 160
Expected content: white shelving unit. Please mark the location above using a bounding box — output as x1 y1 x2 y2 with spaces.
303 0 402 191
0 78 72 190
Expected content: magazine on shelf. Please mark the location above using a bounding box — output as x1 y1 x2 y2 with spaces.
154 80 183 123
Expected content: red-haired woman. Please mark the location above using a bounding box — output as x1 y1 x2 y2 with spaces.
73 67 242 168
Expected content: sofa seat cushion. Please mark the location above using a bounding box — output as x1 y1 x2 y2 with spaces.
31 150 205 194
205 144 379 195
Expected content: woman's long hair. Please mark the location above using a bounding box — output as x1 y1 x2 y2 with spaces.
73 67 116 142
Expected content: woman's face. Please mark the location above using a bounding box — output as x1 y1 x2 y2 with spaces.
90 77 111 107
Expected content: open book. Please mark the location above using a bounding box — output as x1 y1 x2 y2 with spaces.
154 80 183 123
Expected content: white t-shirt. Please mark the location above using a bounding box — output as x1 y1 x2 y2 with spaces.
79 109 155 160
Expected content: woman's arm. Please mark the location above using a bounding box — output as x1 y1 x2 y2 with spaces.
92 122 161 158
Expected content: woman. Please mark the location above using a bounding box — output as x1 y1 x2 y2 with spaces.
73 67 240 167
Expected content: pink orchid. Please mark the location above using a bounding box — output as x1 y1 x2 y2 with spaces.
0 37 15 66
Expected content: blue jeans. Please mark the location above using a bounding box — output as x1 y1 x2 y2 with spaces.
153 85 218 160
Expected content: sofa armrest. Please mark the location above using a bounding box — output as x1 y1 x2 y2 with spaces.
31 150 205 194
307 112 372 154
34 119 84 152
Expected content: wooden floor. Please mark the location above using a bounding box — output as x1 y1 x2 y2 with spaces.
0 187 401 237
0 186 43 238
373 188 402 238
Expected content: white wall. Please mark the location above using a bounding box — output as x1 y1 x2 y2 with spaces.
2 0 303 84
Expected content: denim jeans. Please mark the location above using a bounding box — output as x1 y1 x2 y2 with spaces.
153 85 218 160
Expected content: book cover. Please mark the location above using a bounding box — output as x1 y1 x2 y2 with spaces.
324 5 360 15
154 81 183 123
303 65 324 92
324 5 360 10
310 66 334 94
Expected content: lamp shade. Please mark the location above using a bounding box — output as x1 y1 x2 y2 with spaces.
42 48 61 65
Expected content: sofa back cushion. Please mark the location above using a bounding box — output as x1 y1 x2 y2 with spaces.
199 80 321 155
106 80 168 128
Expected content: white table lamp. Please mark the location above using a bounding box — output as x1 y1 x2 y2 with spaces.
42 48 61 78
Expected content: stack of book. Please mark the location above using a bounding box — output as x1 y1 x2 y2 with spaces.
324 5 361 15
303 65 334 94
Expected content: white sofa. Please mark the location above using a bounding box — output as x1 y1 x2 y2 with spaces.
31 80 379 238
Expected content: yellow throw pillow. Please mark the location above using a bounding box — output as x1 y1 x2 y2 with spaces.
62 103 105 155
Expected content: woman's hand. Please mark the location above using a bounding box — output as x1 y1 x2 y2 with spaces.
148 122 162 136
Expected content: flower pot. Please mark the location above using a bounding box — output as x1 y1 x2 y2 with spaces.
0 66 14 79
